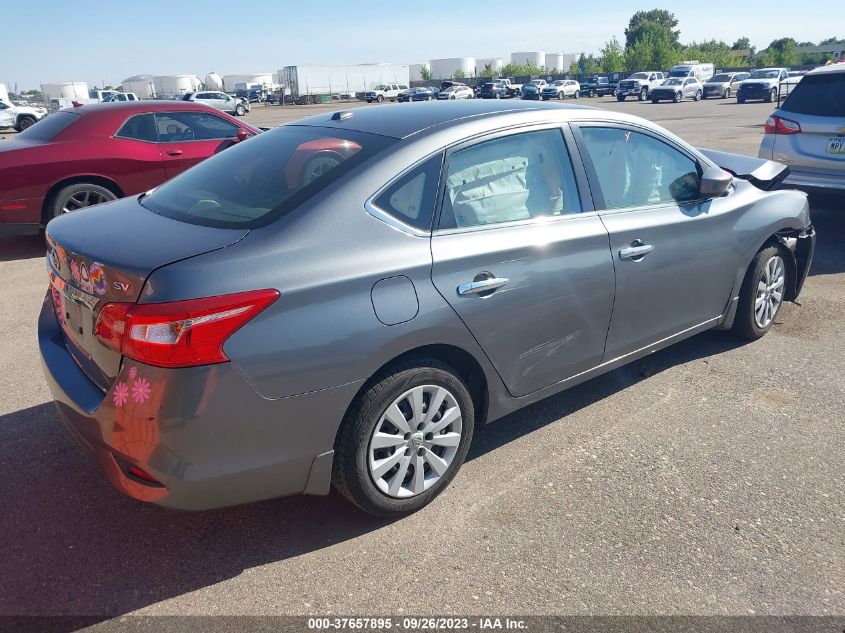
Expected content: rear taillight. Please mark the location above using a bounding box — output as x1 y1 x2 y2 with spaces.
764 115 801 135
94 289 279 368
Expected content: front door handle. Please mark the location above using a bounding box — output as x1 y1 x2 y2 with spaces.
166 149 183 156
457 277 509 296
618 240 654 261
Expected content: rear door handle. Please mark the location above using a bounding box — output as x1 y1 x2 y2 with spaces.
457 277 509 296
166 149 183 156
618 240 654 261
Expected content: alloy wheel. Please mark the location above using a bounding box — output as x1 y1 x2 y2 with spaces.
754 255 785 328
368 385 463 498
61 189 115 214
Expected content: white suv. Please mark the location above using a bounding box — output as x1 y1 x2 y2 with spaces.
364 84 408 103
0 100 48 131
181 92 249 116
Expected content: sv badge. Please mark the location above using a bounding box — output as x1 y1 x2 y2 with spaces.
113 281 132 293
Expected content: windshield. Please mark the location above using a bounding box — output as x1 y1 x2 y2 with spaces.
551 81 565 86
17 111 78 141
629 73 649 79
663 78 683 86
374 85 387 91
751 70 780 79
139 126 396 229
669 69 691 77
780 72 845 118
710 74 731 83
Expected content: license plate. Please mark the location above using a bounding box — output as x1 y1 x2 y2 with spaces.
50 274 98 351
826 137 845 155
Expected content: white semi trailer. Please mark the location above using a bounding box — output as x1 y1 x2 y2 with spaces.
280 64 410 104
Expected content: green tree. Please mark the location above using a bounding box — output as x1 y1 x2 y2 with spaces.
420 65 432 81
764 37 799 66
625 9 680 48
625 27 680 71
599 36 626 73
452 69 466 79
568 61 580 76
481 63 495 77
732 37 751 51
584 54 600 75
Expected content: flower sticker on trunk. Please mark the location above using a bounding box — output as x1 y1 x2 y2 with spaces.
113 382 129 407
131 377 151 404
128 366 138 380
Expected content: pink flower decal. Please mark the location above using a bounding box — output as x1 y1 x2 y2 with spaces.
128 366 138 380
70 260 80 282
113 382 129 407
131 377 151 403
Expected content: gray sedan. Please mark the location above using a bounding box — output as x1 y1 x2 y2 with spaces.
651 77 703 103
40 101 814 517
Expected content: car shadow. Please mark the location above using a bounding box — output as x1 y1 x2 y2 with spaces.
805 195 845 276
0 233 45 262
0 328 748 624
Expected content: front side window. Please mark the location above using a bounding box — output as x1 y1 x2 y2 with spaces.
439 129 581 230
116 113 157 142
140 126 395 229
579 127 701 209
155 112 240 141
372 154 442 231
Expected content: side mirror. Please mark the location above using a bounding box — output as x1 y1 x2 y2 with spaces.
699 166 733 197
236 128 250 142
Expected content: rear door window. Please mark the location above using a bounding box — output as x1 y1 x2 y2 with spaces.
438 129 582 230
140 126 396 228
155 111 240 141
780 72 845 118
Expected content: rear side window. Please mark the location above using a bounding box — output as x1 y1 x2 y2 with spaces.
371 154 442 231
155 112 240 141
780 72 845 118
17 111 79 140
116 114 157 142
140 126 395 229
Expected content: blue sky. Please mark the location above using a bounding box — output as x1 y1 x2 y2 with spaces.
3 0 836 90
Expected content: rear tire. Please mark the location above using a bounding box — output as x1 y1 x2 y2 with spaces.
673 92 682 103
766 88 776 103
573 90 580 99
724 88 731 99
638 88 648 101
333 358 475 517
617 94 625 102
49 183 118 220
377 95 384 103
730 245 789 340
694 90 702 101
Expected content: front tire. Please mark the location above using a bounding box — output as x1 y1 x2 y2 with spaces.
673 91 682 103
731 245 789 340
694 90 702 101
617 94 625 102
651 98 659 104
638 88 648 101
235 103 246 116
333 358 475 517
737 95 746 104
724 88 731 99
766 88 776 103
377 95 384 103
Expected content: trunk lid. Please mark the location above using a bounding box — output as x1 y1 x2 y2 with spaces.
45 196 249 391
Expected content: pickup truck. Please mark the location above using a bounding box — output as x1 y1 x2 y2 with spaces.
580 76 616 98
616 71 665 101
364 83 409 103
736 68 789 103
521 79 548 100
0 100 48 131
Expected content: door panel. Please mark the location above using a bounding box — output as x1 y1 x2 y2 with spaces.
155 111 240 178
599 201 738 358
430 127 614 397
575 124 740 360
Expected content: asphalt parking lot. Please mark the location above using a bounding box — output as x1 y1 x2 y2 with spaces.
0 97 843 622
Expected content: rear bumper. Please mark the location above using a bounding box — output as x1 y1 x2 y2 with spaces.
38 295 362 510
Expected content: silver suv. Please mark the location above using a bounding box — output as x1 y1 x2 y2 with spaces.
181 91 249 116
759 63 845 191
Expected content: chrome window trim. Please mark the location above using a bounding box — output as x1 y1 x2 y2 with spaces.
433 209 601 237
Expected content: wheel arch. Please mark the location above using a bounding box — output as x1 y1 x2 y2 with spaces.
41 176 125 224
339 343 491 446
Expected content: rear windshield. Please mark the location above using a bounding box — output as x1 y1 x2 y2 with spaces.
139 125 396 229
710 74 731 82
17 111 79 140
780 72 845 118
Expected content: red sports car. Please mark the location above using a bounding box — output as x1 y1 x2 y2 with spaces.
0 101 259 234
